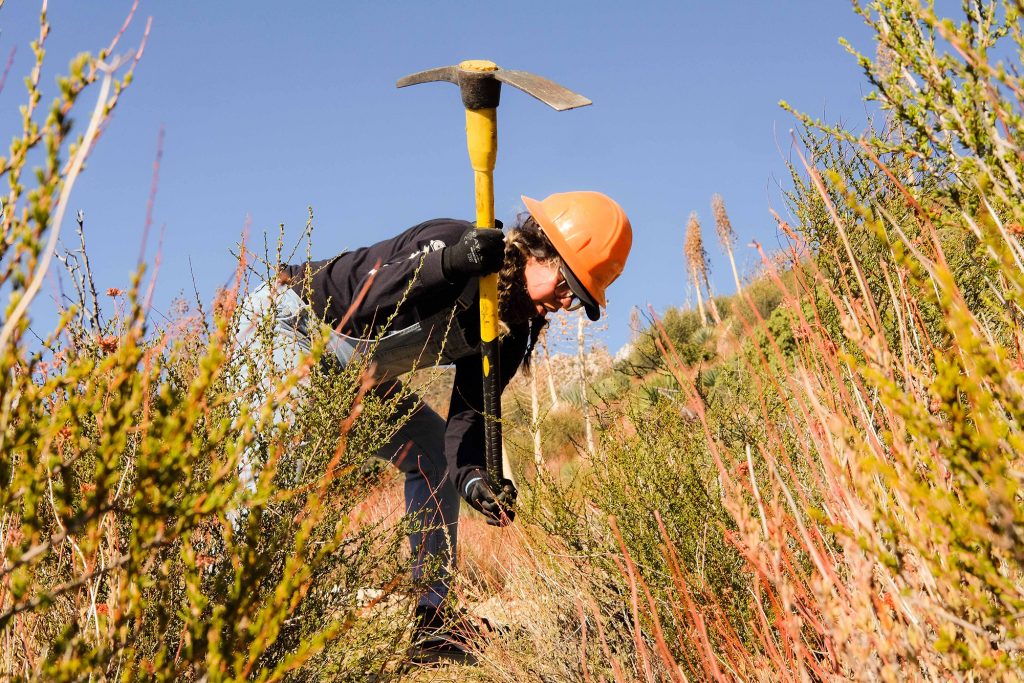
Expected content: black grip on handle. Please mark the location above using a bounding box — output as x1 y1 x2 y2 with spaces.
481 338 502 486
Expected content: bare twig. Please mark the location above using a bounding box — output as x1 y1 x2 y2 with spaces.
0 46 16 97
76 210 102 332
0 60 115 351
138 125 165 266
103 0 139 57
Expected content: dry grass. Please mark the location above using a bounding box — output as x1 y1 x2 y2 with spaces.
4 1 1024 681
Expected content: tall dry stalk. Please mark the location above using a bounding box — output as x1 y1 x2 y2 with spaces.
530 367 543 466
629 305 642 342
684 211 710 326
577 310 596 457
540 329 560 409
712 193 743 295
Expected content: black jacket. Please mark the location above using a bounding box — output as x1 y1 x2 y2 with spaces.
280 219 534 494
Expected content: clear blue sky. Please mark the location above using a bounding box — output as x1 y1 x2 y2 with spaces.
3 1 876 354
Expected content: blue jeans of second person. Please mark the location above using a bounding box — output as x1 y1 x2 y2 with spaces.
236 283 459 608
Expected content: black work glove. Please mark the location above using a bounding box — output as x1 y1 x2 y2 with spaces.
464 475 517 527
441 227 505 280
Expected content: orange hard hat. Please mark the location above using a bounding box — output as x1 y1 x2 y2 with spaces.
522 191 632 320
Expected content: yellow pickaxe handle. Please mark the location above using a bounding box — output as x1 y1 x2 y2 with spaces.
462 62 503 486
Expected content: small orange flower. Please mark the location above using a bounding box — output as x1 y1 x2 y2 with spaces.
106 287 123 297
98 336 119 354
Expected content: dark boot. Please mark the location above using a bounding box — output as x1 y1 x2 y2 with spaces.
408 604 497 665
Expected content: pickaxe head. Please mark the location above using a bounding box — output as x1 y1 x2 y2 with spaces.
396 59 591 111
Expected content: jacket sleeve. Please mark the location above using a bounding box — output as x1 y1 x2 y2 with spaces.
354 220 471 315
445 328 530 498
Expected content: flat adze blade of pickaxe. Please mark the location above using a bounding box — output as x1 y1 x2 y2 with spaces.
494 69 591 111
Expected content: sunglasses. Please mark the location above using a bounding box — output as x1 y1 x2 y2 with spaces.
555 266 584 312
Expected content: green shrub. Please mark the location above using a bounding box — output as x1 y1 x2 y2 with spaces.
624 306 716 376
539 408 586 461
0 11 417 680
530 2 1024 679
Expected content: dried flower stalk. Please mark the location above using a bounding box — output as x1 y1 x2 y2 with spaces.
712 193 743 295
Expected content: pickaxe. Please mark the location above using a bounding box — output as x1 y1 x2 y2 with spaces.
396 60 590 493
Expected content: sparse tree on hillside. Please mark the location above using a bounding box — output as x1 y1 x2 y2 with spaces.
712 193 743 295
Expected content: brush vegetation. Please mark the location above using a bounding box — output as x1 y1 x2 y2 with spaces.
2 0 1023 681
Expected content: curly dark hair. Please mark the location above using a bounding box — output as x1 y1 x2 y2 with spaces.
497 213 558 373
